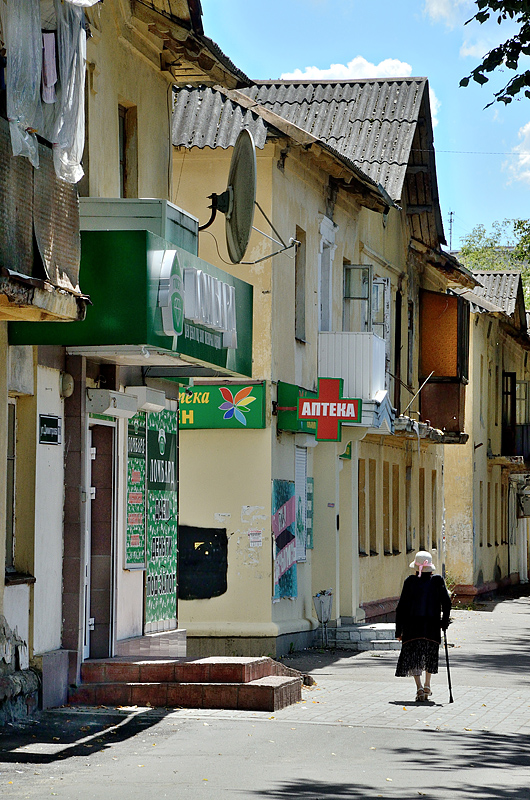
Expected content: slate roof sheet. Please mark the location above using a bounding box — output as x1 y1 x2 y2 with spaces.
472 271 521 317
238 79 428 201
172 87 268 150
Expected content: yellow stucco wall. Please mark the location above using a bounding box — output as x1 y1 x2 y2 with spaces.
171 131 453 645
85 1 172 200
445 310 530 589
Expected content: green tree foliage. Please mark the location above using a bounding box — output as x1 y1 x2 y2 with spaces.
458 218 530 301
460 1 530 106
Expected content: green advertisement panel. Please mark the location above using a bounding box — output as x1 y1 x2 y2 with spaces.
178 383 266 429
126 411 147 569
276 382 317 435
145 409 178 631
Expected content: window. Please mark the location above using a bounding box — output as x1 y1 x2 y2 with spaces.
343 264 371 332
516 381 530 424
431 470 437 552
487 481 492 547
392 464 400 554
118 103 138 198
369 458 377 555
295 227 306 342
478 481 484 547
358 458 367 555
502 372 517 456
393 290 402 412
494 482 499 546
318 217 336 331
407 301 414 388
419 290 469 381
406 465 413 552
178 526 228 600
6 399 16 571
373 277 391 387
383 461 390 554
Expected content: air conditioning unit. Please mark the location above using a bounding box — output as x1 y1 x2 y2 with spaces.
86 389 138 419
125 386 166 413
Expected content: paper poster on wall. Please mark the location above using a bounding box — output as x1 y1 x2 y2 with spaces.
272 480 297 599
145 409 178 632
125 411 147 569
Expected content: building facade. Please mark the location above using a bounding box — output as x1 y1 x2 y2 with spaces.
171 79 474 656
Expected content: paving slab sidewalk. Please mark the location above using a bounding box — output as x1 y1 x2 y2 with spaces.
172 588 530 734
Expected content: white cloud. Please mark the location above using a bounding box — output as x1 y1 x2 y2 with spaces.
280 56 413 81
460 38 490 59
429 87 441 128
506 122 530 184
424 0 473 26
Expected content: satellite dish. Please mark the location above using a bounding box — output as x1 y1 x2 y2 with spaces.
199 129 256 264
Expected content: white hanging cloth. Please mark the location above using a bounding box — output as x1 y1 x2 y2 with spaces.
52 0 86 184
1 0 43 167
65 0 101 5
42 32 57 104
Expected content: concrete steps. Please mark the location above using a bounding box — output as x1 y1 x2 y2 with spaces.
68 656 302 712
316 622 401 651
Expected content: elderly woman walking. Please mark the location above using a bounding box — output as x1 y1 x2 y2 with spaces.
395 550 451 702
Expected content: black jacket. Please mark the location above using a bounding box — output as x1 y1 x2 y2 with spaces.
395 573 451 644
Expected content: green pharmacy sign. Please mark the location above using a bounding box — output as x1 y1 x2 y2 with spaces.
178 383 266 429
145 409 178 632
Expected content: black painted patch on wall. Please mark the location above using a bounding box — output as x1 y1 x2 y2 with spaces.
178 526 228 600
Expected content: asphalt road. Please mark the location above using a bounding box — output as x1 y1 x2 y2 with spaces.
2 590 530 799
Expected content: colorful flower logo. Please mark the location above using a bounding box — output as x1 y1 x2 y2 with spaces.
218 386 256 425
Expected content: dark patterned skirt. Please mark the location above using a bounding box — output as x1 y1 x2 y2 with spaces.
395 638 440 677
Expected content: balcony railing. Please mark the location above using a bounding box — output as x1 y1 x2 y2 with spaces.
318 331 386 401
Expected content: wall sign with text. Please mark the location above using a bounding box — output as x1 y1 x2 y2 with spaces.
178 383 265 429
125 411 147 569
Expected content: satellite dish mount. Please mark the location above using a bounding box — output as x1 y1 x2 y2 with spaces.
199 129 298 265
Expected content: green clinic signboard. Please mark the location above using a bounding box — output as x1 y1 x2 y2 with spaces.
126 412 146 569
178 383 266 429
276 382 317 435
9 230 253 379
145 409 178 631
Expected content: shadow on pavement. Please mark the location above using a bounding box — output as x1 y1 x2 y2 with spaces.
253 730 530 798
392 729 530 772
0 708 166 765
251 779 529 799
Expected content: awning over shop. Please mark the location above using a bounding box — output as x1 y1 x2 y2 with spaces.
9 229 253 378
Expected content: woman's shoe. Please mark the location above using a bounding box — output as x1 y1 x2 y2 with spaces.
415 688 425 702
423 687 432 699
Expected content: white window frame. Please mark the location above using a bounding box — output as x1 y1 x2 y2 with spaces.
318 216 337 332
343 263 373 332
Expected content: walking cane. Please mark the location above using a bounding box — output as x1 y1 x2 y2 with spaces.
443 629 454 703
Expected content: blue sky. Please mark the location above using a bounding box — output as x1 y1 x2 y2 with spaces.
201 0 530 250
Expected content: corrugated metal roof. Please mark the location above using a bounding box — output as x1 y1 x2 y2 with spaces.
239 79 428 201
472 271 521 317
172 87 268 150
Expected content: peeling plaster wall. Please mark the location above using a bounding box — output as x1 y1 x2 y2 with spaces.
178 428 274 638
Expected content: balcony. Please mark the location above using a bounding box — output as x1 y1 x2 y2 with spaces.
318 331 393 431
0 117 86 322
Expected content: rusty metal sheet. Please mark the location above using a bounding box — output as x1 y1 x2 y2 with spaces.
0 117 35 278
33 141 81 293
